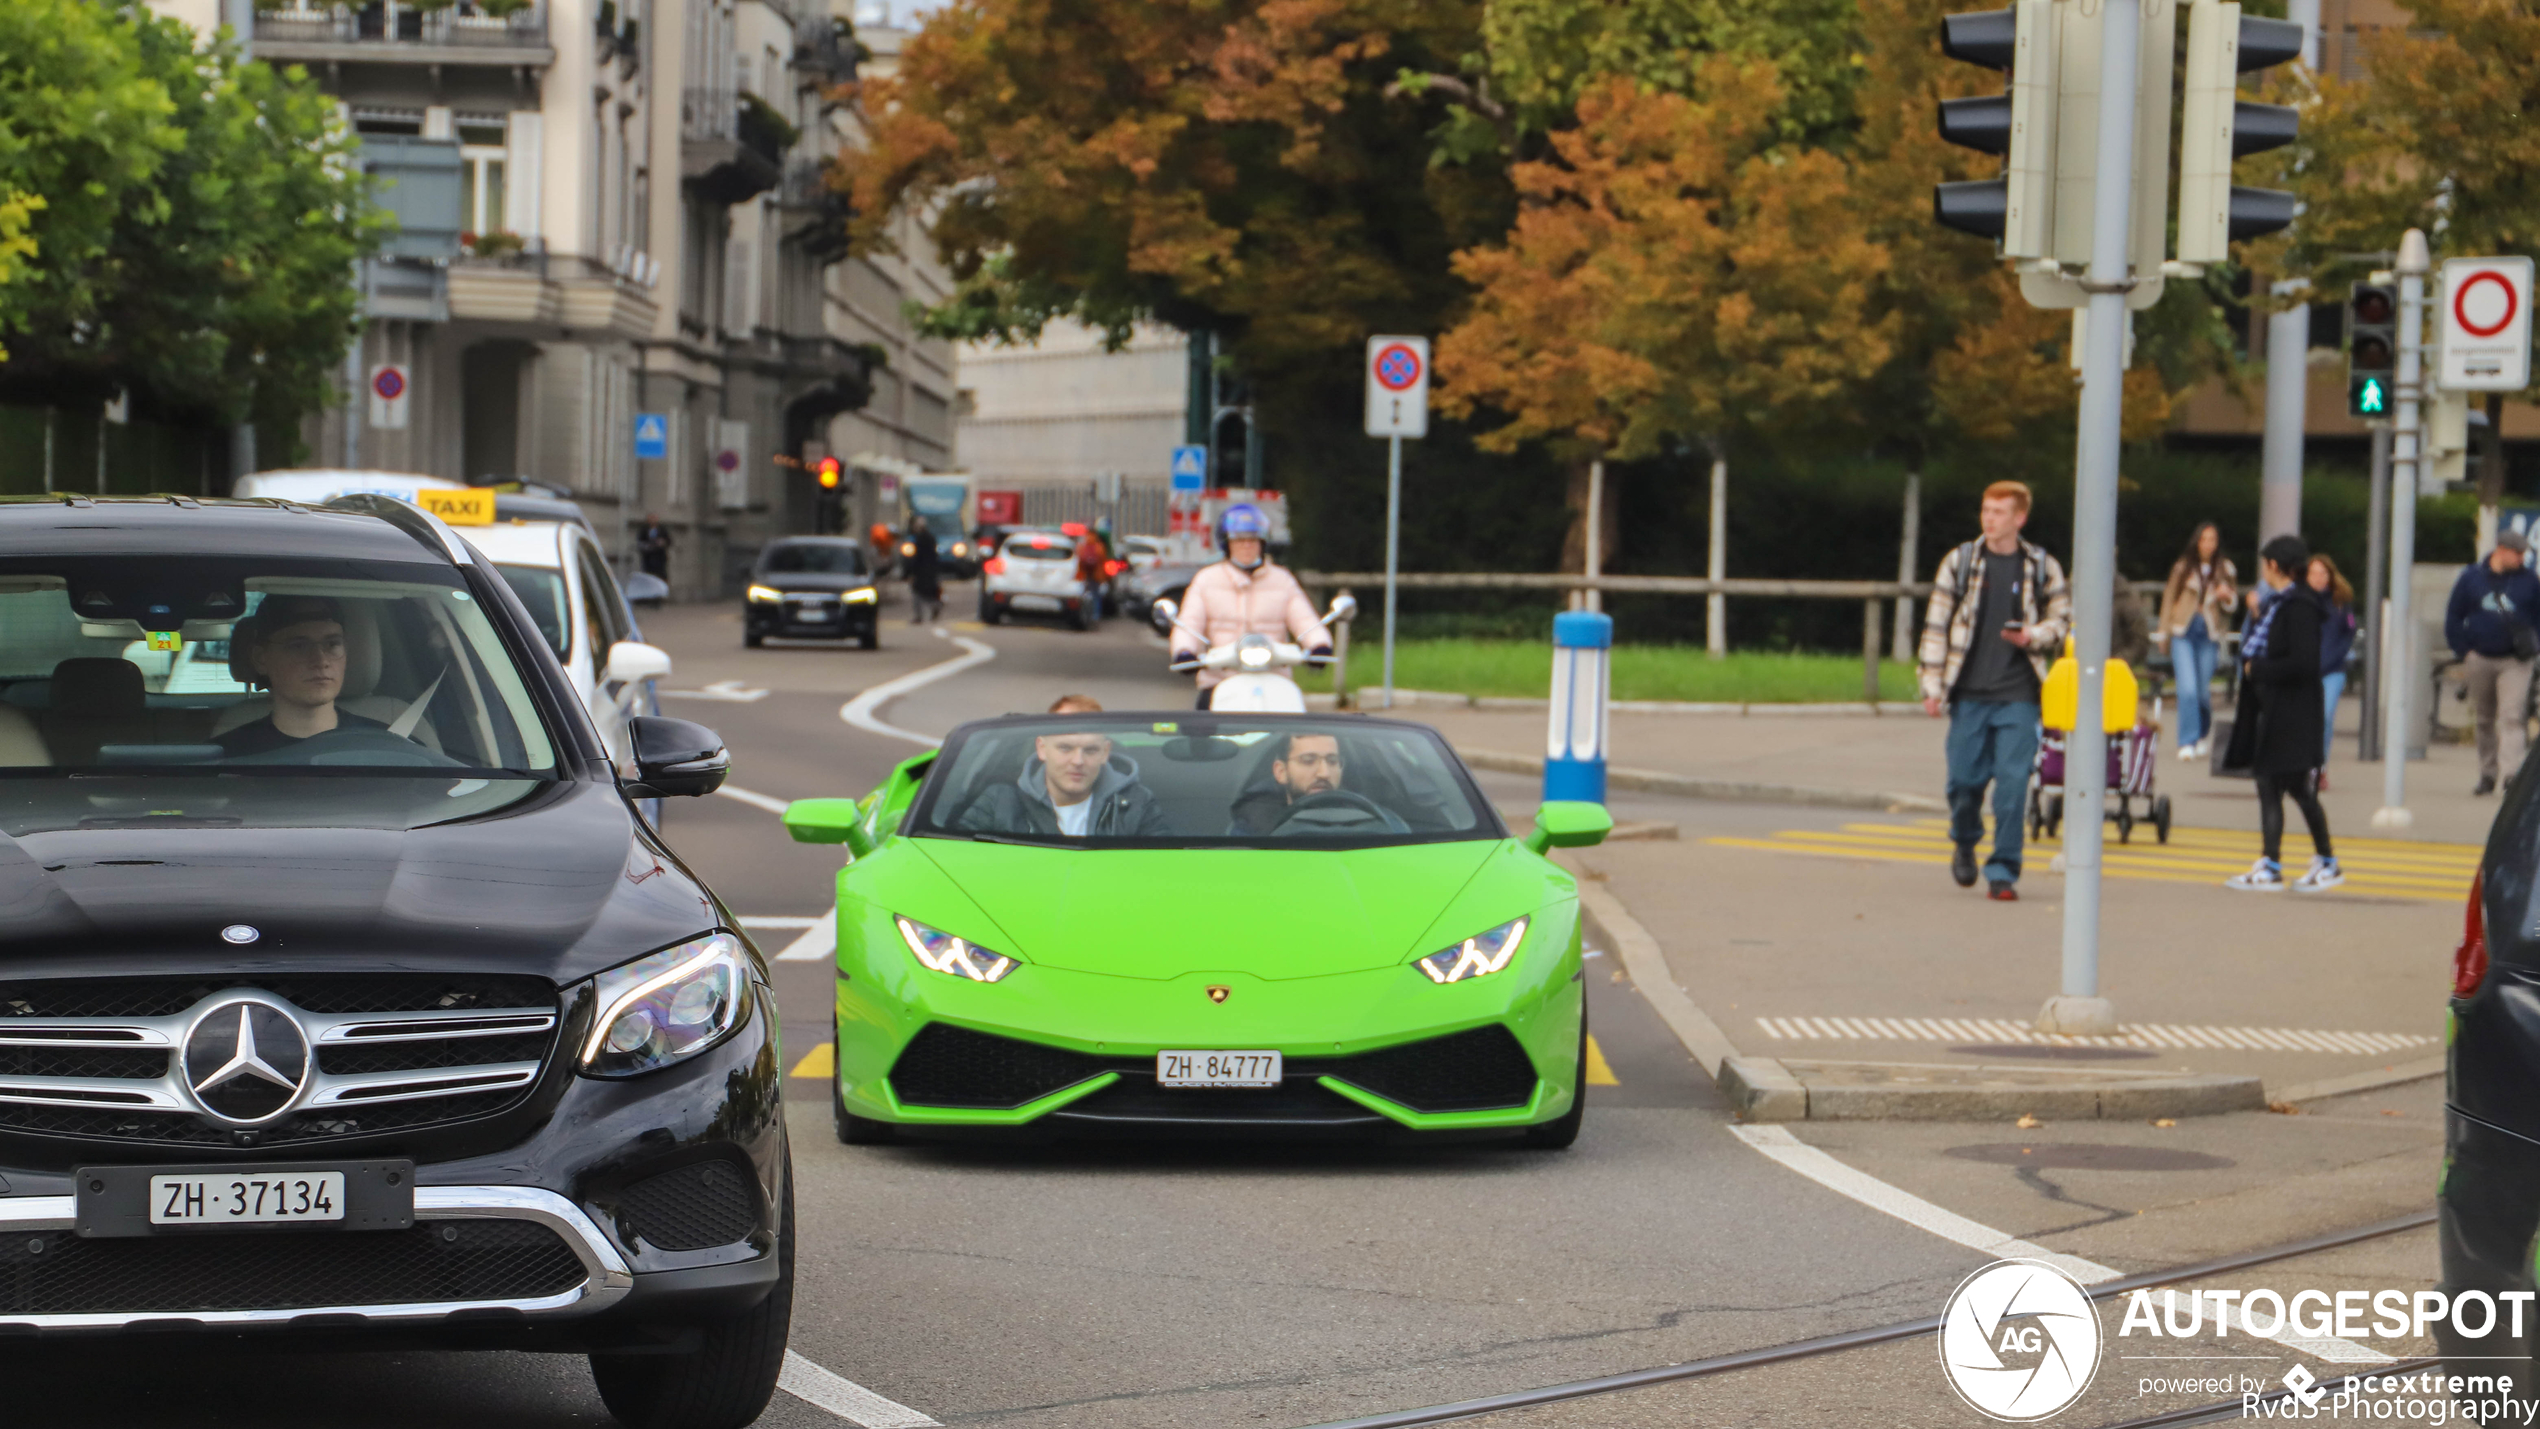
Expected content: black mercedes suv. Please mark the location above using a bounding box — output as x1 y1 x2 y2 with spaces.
0 494 788 1429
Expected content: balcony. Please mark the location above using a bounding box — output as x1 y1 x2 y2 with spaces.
780 160 854 265
681 89 788 206
251 2 554 68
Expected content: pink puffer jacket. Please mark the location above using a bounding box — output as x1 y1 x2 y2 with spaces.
1172 560 1326 689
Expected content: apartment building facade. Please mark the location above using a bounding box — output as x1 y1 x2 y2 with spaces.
151 0 954 595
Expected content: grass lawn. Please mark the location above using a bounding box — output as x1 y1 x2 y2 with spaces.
1303 639 1920 703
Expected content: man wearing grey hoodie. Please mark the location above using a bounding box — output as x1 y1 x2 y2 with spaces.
955 725 1173 838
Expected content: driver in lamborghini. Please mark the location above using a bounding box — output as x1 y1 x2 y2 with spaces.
214 596 395 757
1228 732 1408 835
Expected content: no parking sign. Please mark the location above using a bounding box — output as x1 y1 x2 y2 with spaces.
1364 336 1429 439
368 364 409 431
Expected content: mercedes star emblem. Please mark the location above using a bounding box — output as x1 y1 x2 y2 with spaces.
183 998 311 1124
219 924 259 945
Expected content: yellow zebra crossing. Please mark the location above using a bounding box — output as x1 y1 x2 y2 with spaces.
1707 818 2477 901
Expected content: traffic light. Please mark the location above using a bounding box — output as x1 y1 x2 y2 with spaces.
816 456 843 489
1933 0 2059 258
2175 0 2303 264
2346 280 2396 417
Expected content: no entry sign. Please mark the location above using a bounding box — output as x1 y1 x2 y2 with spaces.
1364 336 1430 438
2439 257 2534 392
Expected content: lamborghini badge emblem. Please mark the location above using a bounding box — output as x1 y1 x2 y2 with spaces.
1205 985 1231 1004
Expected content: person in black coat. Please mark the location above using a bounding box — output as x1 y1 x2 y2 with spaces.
906 515 942 625
2220 534 2340 892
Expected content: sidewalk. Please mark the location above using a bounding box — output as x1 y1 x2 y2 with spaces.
1404 701 2506 847
1395 703 2485 1121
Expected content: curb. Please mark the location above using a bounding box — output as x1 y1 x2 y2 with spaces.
1570 855 2274 1123
1361 688 1921 717
1469 749 1947 815
2268 1055 2447 1107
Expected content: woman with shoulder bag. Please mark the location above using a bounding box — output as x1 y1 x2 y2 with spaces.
2157 523 2236 761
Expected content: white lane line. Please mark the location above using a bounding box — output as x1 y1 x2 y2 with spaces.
839 635 996 748
777 915 837 963
1729 1125 2392 1363
780 1349 941 1427
739 916 819 930
717 784 793 816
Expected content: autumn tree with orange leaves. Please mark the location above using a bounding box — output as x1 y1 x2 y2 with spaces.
1435 62 1892 570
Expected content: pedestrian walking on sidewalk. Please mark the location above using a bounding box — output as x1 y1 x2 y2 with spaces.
2444 530 2540 796
1918 481 2072 903
2155 523 2236 761
2308 554 2357 785
2220 535 2341 892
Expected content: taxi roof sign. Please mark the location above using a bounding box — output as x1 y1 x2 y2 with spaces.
415 488 496 526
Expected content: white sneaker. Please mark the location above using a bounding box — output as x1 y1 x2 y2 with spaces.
2225 858 2287 892
2292 856 2344 893
2178 743 2200 761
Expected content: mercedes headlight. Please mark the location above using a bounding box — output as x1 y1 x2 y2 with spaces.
844 587 878 604
1415 917 1529 984
896 915 1018 983
581 933 750 1076
747 584 783 603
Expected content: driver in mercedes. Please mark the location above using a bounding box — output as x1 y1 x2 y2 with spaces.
214 596 393 758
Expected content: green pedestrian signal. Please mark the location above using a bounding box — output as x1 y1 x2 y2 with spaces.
2350 375 2388 416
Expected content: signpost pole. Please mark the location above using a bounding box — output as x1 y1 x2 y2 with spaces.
1383 433 1401 711
2374 229 2431 830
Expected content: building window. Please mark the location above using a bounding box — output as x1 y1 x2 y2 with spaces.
460 123 508 238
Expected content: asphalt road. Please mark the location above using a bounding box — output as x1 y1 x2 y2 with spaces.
4 588 2449 1428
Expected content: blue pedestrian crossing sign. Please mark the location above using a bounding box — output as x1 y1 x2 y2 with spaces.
634 413 669 460
1169 444 1208 492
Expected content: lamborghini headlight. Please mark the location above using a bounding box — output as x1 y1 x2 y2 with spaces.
747 584 784 603
1415 917 1529 984
581 933 750 1077
844 587 879 604
896 915 1019 983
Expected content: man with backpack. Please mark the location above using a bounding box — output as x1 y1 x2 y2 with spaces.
1918 481 2072 901
2445 529 2540 795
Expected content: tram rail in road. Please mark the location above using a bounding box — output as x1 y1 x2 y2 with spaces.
1288 1210 2441 1429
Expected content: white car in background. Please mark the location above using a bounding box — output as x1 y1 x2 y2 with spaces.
978 529 1095 629
468 518 673 804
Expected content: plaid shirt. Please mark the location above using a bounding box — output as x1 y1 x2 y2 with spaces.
1917 537 2072 705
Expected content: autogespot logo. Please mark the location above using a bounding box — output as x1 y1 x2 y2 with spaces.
1940 1260 2104 1422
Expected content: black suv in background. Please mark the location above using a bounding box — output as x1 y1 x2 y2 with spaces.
0 495 787 1429
743 536 880 649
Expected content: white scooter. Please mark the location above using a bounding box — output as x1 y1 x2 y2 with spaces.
1154 593 1357 713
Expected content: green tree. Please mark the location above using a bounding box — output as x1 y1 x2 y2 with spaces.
0 3 380 435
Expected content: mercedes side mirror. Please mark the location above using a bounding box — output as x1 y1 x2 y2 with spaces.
622 572 670 606
625 716 729 799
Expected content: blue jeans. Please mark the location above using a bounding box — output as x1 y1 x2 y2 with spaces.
1947 699 2041 885
2174 616 2219 749
2321 670 2347 765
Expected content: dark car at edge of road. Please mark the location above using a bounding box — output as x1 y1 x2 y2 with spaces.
745 536 881 650
0 494 790 1429
2438 766 2540 1409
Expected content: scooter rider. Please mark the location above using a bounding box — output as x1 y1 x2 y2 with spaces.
1170 504 1330 709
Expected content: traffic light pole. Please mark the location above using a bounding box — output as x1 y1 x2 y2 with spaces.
2373 228 2432 830
2038 0 2142 1039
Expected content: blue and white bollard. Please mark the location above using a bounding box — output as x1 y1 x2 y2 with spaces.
1544 610 1611 804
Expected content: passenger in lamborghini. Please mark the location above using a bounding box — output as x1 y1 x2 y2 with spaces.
212 596 400 756
955 725 1174 838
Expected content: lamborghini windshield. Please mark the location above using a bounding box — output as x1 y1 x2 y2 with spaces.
908 716 1502 848
0 555 557 781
